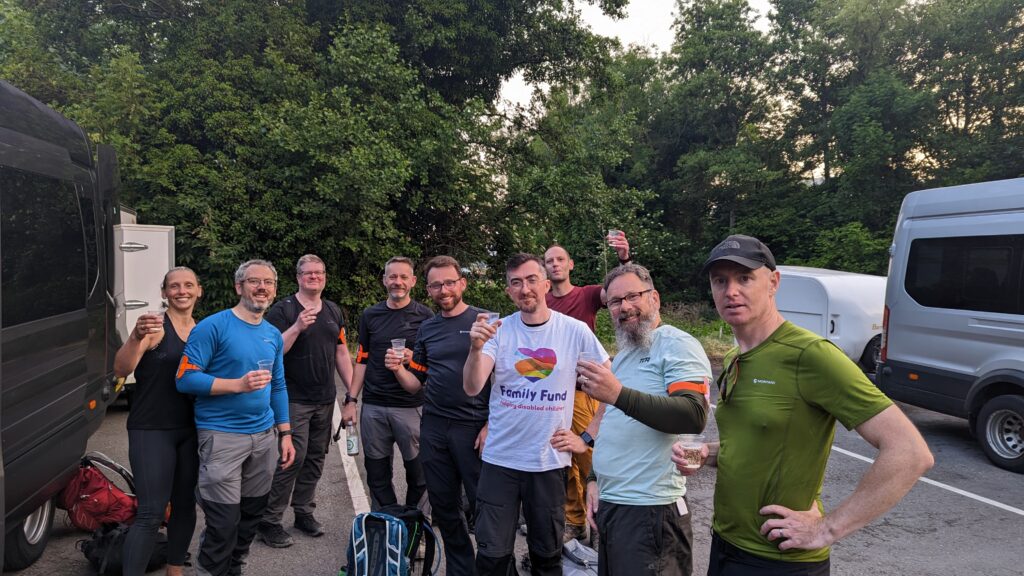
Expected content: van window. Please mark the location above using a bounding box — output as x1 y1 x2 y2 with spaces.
1 167 88 327
905 235 1023 314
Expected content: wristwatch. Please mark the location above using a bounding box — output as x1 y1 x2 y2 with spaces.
618 256 632 265
580 431 595 448
344 393 358 405
278 429 293 437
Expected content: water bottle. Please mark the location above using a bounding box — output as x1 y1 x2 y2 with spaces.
346 420 359 456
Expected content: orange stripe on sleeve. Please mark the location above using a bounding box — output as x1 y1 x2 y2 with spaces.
176 355 202 380
338 327 347 346
409 359 428 373
355 344 369 363
667 380 709 396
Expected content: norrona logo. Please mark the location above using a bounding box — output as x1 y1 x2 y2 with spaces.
753 378 776 385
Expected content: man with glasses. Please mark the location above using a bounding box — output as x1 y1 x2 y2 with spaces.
257 254 353 547
677 235 933 576
464 253 609 576
574 263 710 576
543 236 630 543
344 256 433 512
385 256 489 575
177 259 295 576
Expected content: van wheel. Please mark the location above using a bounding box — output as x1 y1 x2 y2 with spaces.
859 335 882 373
976 395 1024 473
3 497 55 570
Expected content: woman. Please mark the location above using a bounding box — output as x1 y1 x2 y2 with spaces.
114 267 202 576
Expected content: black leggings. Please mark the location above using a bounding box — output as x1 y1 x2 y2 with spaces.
123 427 199 574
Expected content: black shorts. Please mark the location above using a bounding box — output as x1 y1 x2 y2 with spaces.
709 530 830 576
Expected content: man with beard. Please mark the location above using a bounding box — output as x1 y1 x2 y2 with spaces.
464 253 608 576
543 236 630 543
576 263 711 576
177 259 295 576
385 256 489 576
344 256 433 511
257 255 354 547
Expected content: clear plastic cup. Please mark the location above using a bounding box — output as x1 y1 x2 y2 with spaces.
678 434 706 470
486 312 500 324
257 359 274 372
607 229 624 239
147 310 165 333
391 338 406 354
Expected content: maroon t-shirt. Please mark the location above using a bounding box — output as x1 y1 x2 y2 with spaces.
546 284 604 331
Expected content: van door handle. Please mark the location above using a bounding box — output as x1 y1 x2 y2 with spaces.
124 300 148 310
119 241 149 252
829 320 835 334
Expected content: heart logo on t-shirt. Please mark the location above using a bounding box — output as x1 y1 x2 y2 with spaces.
514 347 557 382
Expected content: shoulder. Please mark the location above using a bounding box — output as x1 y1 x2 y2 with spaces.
413 301 434 317
768 321 823 351
654 324 701 349
553 311 590 333
361 301 387 319
583 284 604 297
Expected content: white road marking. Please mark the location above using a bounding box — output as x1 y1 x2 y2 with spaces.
333 401 370 515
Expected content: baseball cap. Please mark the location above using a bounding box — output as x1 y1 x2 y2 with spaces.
701 234 777 275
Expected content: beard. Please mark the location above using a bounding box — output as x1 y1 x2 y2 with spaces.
435 292 463 312
614 310 656 351
241 293 271 314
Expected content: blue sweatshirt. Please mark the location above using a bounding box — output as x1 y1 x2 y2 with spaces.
176 309 289 433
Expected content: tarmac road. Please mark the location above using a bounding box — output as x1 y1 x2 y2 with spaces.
8 393 1024 575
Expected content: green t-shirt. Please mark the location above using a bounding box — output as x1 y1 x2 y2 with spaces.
713 322 892 563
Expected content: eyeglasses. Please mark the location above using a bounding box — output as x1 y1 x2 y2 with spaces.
426 279 461 292
300 270 326 277
243 278 277 288
716 354 740 404
508 275 543 290
606 289 653 309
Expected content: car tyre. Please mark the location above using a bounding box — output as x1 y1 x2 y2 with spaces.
859 335 882 374
3 497 56 571
976 395 1024 473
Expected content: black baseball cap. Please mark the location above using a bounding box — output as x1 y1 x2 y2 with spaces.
701 234 777 275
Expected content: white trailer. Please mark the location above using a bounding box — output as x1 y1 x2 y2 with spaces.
775 265 886 373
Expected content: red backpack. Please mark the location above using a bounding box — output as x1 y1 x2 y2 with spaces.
59 452 137 531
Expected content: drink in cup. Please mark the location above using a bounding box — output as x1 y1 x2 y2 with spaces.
257 359 274 373
678 434 705 470
391 338 406 354
147 309 165 333
607 229 624 240
486 312 500 324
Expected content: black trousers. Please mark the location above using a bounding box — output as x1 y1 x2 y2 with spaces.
474 463 566 576
595 499 693 576
709 530 831 576
420 415 485 576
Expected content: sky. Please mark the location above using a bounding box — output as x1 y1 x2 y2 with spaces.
500 0 773 107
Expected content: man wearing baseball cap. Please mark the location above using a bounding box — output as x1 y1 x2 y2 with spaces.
675 234 933 575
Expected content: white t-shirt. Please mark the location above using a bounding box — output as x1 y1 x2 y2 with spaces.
481 311 608 472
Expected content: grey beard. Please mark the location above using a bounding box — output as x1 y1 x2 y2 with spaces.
241 297 270 314
615 317 655 351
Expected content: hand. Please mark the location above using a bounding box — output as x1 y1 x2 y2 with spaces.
607 231 630 262
468 313 500 350
293 307 318 332
383 348 404 372
550 429 588 454
278 434 296 469
671 441 709 475
576 360 621 404
133 313 163 340
585 480 599 534
238 370 271 393
341 402 357 425
474 424 488 457
759 503 831 551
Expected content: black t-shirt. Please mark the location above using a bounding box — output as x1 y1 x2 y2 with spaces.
127 314 195 430
356 300 434 407
265 295 346 405
409 306 490 421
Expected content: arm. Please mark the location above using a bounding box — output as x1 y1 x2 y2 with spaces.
760 405 933 550
614 387 707 434
463 314 498 396
335 343 354 390
113 313 163 377
386 349 424 394
342 362 366 424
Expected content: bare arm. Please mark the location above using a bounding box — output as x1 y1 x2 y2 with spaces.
113 314 163 377
463 314 498 396
335 344 354 390
760 405 934 550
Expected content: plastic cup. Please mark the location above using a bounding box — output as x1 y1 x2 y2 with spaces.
678 434 705 470
607 229 624 239
257 359 274 372
147 310 165 333
486 312 500 324
391 338 406 353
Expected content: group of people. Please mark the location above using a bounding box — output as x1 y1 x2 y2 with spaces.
113 232 935 576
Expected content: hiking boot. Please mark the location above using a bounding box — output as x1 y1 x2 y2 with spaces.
294 513 325 537
257 522 294 548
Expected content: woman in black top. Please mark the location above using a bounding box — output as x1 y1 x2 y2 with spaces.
113 267 202 576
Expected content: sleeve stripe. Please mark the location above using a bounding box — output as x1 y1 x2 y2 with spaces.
176 355 202 380
667 380 709 396
338 327 347 346
355 344 369 363
409 359 428 373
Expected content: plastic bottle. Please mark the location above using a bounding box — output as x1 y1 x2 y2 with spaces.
346 420 359 456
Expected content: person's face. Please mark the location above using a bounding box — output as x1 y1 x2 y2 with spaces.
543 246 574 283
505 260 550 314
607 272 659 346
709 261 779 330
425 266 466 312
236 264 277 314
383 262 416 301
162 270 201 313
297 261 327 293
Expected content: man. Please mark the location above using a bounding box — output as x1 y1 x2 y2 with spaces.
386 256 489 576
177 259 295 576
543 236 630 541
257 254 354 547
343 256 433 511
677 235 934 575
464 253 608 576
576 263 711 576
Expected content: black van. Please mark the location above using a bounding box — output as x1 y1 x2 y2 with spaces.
0 80 121 569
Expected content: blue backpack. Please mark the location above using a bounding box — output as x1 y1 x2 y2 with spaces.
340 505 439 576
